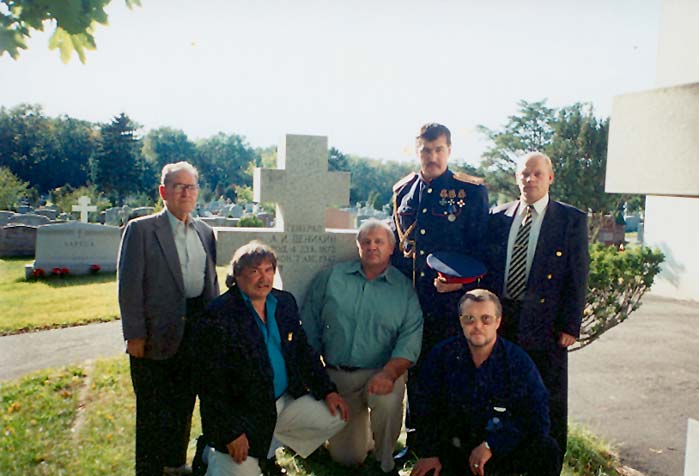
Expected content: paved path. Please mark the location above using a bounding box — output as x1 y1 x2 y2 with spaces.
1 295 698 475
569 295 699 476
0 320 124 381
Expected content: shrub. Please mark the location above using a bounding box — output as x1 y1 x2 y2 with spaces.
571 244 664 351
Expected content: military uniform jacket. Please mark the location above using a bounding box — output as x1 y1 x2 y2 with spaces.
191 286 337 459
484 200 589 351
390 168 489 323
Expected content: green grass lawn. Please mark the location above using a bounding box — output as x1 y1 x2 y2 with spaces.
0 357 622 476
0 257 231 335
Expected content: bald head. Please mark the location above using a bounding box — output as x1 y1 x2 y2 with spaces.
515 152 554 204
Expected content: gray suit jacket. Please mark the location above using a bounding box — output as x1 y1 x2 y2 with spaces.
118 209 219 359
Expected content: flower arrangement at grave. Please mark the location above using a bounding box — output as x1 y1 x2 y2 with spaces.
51 267 70 277
32 268 45 279
89 264 101 274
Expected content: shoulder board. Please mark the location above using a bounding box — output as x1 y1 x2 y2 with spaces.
392 172 417 192
453 172 485 185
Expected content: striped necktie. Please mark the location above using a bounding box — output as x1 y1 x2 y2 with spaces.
506 205 533 300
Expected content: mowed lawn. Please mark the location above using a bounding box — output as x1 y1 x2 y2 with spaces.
0 356 622 476
0 257 231 335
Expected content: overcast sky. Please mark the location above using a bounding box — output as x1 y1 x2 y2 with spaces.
0 0 661 165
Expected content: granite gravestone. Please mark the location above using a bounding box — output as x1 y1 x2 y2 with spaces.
7 213 51 226
0 225 37 257
216 134 356 304
686 418 699 476
26 222 121 278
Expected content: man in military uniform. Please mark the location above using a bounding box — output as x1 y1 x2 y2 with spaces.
391 123 489 456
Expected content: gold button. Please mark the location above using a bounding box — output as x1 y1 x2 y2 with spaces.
555 251 563 257
540 298 545 304
420 229 426 235
547 274 552 280
427 188 433 193
422 208 427 213
419 250 425 255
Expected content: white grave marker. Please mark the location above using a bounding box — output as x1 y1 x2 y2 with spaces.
72 196 97 223
216 134 357 304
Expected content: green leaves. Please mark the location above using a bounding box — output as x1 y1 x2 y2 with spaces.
572 243 665 351
0 0 138 63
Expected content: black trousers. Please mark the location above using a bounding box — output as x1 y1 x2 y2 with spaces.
439 434 561 476
129 298 204 476
501 299 569 463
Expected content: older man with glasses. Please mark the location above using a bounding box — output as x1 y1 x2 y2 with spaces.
410 289 560 476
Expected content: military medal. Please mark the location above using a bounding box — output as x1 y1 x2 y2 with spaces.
448 214 456 222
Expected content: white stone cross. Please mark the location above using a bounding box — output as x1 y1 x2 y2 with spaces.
72 196 97 223
216 134 358 304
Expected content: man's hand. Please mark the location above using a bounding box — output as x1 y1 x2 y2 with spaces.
126 338 145 358
324 392 349 421
226 433 249 463
433 277 463 294
558 332 576 348
468 442 492 476
367 370 394 395
411 457 442 476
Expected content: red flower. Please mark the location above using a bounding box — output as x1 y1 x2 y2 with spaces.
89 264 101 273
52 267 63 276
32 268 45 278
61 267 70 275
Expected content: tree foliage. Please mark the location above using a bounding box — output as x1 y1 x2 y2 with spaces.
0 0 140 63
478 100 642 240
50 184 111 215
573 244 664 351
0 166 29 209
142 127 197 174
90 113 147 205
194 133 259 202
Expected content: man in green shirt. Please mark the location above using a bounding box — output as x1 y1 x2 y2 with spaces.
301 219 423 474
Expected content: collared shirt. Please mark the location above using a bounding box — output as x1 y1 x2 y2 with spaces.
301 260 423 369
503 194 549 298
240 291 288 399
166 209 206 298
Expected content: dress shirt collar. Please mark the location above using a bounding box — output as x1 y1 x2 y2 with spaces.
165 208 195 229
344 259 396 284
518 193 549 218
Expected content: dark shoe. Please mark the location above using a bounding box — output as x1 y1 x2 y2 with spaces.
192 435 208 476
259 457 285 476
163 465 193 475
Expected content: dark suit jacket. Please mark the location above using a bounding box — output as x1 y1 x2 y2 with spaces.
191 286 337 459
484 200 589 351
118 210 219 359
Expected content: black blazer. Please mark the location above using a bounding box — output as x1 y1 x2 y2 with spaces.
484 200 589 351
191 286 337 458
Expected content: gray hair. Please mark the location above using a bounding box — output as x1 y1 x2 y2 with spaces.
225 240 277 288
458 289 502 318
161 161 199 186
356 218 396 247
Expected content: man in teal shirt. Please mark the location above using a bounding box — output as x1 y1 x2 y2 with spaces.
302 219 423 474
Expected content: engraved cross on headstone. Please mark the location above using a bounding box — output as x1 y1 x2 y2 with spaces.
215 134 358 304
72 196 97 223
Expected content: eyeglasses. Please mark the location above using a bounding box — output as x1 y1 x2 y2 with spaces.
171 183 199 193
459 314 497 326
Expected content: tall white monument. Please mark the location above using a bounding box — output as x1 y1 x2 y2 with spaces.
215 134 357 304
606 0 699 300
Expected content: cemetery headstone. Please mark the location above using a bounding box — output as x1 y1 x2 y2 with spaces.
216 134 356 304
72 196 97 223
0 225 37 257
26 222 122 279
686 418 698 476
34 208 58 221
104 207 122 226
16 205 33 214
8 213 51 226
129 207 155 220
0 210 14 227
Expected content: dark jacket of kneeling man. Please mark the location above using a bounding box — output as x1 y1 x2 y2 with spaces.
191 285 338 459
414 335 551 460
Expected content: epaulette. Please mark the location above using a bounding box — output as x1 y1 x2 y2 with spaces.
392 172 417 192
453 172 485 185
